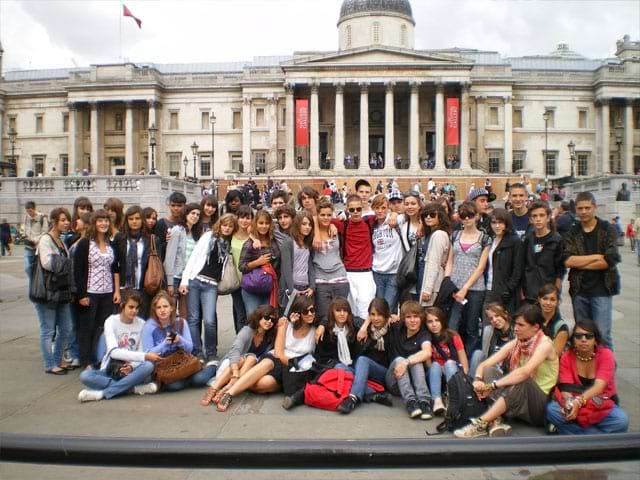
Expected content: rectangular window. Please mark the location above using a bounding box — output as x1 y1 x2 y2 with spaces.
634 109 640 129
512 151 526 172
62 114 69 133
35 115 44 134
33 155 45 176
278 150 286 170
200 153 211 177
544 109 555 128
201 112 210 130
578 109 588 129
231 153 243 172
169 112 179 130
8 116 16 131
256 108 265 127
254 152 266 174
488 150 502 173
281 108 287 127
167 152 181 177
577 152 590 176
115 113 124 131
489 106 499 126
60 154 69 176
233 111 242 129
513 109 523 128
545 152 557 176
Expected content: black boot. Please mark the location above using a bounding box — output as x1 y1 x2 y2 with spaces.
364 391 393 407
282 388 305 410
337 394 358 414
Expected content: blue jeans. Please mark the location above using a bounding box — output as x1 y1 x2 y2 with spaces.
428 360 459 399
164 365 217 392
373 272 399 313
350 356 388 400
572 295 613 350
79 361 155 399
449 289 485 355
186 278 219 358
546 401 629 434
468 350 486 379
34 302 72 371
386 357 431 404
65 303 81 361
24 247 35 292
241 289 270 319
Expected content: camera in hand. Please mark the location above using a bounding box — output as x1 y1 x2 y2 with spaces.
166 329 177 342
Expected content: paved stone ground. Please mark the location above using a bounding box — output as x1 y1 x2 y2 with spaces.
0 245 638 477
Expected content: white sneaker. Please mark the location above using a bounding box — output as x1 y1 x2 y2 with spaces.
133 382 158 396
78 389 104 402
433 397 446 416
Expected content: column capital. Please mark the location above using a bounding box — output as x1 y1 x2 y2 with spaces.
243 96 252 106
284 83 295 94
124 100 134 109
435 82 445 93
359 82 369 93
503 96 512 104
461 81 471 91
67 102 79 111
268 95 279 104
147 99 160 108
334 82 345 94
310 83 319 95
410 81 421 93
474 95 486 103
88 101 100 109
385 81 396 92
595 97 610 106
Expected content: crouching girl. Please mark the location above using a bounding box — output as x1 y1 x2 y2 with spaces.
78 291 161 402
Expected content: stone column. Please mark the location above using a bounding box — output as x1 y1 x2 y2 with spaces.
409 81 420 170
242 96 252 174
310 83 320 171
268 95 278 172
68 102 79 173
384 81 395 172
147 100 158 172
359 82 369 169
435 83 445 169
476 96 486 169
334 82 345 172
124 101 134 174
503 96 513 174
285 84 295 172
0 108 3 162
460 83 470 170
624 99 634 174
599 98 610 174
90 101 101 175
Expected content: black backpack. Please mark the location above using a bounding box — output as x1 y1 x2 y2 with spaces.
436 371 487 433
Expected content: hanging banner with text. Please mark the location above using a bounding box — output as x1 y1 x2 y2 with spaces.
295 99 309 147
446 98 460 146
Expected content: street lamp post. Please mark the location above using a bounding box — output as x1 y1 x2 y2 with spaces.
183 155 189 180
615 120 624 174
148 123 157 174
568 139 576 181
542 110 550 189
210 112 216 196
191 141 199 183
8 127 17 176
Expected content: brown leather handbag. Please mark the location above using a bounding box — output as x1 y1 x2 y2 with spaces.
154 348 202 386
144 234 165 295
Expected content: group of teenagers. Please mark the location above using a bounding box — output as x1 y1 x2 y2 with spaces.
23 177 628 438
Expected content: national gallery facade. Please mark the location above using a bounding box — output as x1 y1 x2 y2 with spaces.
1 0 639 181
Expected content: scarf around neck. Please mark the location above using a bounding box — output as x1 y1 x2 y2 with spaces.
333 325 352 366
509 329 545 374
125 231 143 289
370 324 389 352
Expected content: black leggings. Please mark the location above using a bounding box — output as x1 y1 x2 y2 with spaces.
77 293 115 366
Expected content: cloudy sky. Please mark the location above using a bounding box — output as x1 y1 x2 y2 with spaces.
1 0 639 71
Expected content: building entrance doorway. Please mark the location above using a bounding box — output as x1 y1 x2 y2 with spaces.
110 157 126 175
369 135 384 169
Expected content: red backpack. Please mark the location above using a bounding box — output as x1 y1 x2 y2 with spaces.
303 368 384 411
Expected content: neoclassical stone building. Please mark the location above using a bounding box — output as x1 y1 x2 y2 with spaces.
1 0 639 181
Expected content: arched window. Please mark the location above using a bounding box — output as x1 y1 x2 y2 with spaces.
372 22 380 44
400 24 407 47
346 25 352 49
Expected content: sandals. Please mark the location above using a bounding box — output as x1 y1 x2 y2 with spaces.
200 387 218 407
216 392 233 412
46 368 67 375
213 384 231 404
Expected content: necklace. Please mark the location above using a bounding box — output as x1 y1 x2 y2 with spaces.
576 351 595 362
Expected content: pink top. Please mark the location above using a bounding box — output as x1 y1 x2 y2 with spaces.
460 241 474 253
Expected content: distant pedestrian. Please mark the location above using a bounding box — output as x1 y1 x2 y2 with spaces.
0 219 12 256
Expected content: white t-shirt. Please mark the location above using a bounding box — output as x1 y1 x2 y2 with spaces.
100 314 146 369
372 214 405 274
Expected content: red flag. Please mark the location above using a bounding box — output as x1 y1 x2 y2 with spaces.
123 4 142 29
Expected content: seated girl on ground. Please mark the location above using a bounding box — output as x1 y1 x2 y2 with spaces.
424 306 468 416
469 302 515 378
78 291 161 402
142 291 215 392
314 297 359 369
215 296 318 412
200 304 277 406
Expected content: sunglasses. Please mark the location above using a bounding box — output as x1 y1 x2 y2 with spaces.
348 207 363 213
424 212 438 219
573 333 595 340
459 213 475 220
302 307 316 315
262 316 277 322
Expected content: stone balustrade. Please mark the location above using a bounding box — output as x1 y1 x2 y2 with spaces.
0 175 201 224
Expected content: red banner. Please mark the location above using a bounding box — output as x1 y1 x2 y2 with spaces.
295 99 309 147
446 98 460 146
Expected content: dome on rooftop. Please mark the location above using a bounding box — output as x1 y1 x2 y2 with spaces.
339 0 415 25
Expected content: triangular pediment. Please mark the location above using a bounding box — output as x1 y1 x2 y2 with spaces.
285 47 472 68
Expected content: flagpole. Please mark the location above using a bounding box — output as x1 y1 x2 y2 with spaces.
119 0 122 62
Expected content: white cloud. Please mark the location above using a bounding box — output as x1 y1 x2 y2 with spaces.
1 0 638 71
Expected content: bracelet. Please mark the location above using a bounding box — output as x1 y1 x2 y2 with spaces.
577 395 586 407
491 381 498 391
